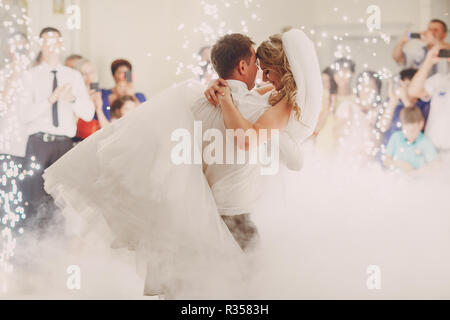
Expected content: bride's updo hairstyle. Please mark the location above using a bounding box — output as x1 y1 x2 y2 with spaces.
256 34 300 121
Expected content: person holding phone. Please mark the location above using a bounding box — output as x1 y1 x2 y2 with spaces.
379 68 431 147
98 59 147 121
409 45 450 159
392 19 450 77
74 59 110 140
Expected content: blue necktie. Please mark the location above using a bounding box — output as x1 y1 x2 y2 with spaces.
51 70 59 127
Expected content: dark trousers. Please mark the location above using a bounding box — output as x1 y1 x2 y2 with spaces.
221 213 259 252
23 133 74 233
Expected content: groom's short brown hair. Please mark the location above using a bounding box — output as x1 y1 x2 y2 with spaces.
211 34 255 79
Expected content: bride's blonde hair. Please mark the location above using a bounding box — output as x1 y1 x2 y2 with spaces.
256 34 300 121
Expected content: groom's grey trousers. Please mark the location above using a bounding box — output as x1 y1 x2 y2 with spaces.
221 213 259 252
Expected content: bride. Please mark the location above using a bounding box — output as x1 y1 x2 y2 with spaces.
42 29 322 298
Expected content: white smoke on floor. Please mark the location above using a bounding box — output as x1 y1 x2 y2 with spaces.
249 146 450 299
1 211 145 299
2 147 450 300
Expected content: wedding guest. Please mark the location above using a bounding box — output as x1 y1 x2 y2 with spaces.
20 27 95 231
65 54 83 69
409 45 450 159
379 68 430 147
315 58 357 155
97 59 146 121
335 70 383 158
110 95 139 122
392 19 450 76
383 107 438 173
314 67 337 136
74 59 110 140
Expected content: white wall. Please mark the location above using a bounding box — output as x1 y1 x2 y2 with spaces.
76 0 318 96
27 0 81 56
25 0 450 96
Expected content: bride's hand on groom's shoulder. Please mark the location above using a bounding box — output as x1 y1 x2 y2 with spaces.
217 85 232 106
204 78 228 106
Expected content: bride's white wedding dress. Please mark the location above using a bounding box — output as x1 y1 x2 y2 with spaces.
43 80 248 297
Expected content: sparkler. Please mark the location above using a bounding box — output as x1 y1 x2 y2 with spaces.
0 0 38 292
157 0 264 84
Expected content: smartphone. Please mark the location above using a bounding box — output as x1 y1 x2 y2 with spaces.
125 71 133 83
90 82 100 92
408 32 421 39
438 49 450 58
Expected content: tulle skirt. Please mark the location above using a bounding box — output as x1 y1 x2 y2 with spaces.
42 80 245 297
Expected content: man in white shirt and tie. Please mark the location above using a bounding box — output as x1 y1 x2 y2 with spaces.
21 27 95 231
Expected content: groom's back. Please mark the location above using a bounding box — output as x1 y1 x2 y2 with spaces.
190 82 268 216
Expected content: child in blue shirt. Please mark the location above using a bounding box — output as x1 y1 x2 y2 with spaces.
383 106 438 173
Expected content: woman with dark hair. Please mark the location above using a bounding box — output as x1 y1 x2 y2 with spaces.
322 66 337 94
314 67 338 137
315 59 357 155
96 59 147 122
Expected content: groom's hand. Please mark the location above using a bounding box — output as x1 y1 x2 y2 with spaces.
205 78 228 106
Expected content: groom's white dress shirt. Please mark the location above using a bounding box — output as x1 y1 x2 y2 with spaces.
20 62 95 138
191 80 304 216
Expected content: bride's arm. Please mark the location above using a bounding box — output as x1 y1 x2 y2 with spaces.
204 79 227 106
219 86 291 150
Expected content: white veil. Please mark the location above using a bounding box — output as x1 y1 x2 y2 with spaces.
282 29 323 129
275 29 323 171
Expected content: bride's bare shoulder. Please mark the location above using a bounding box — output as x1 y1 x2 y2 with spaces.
257 96 292 130
271 95 292 113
